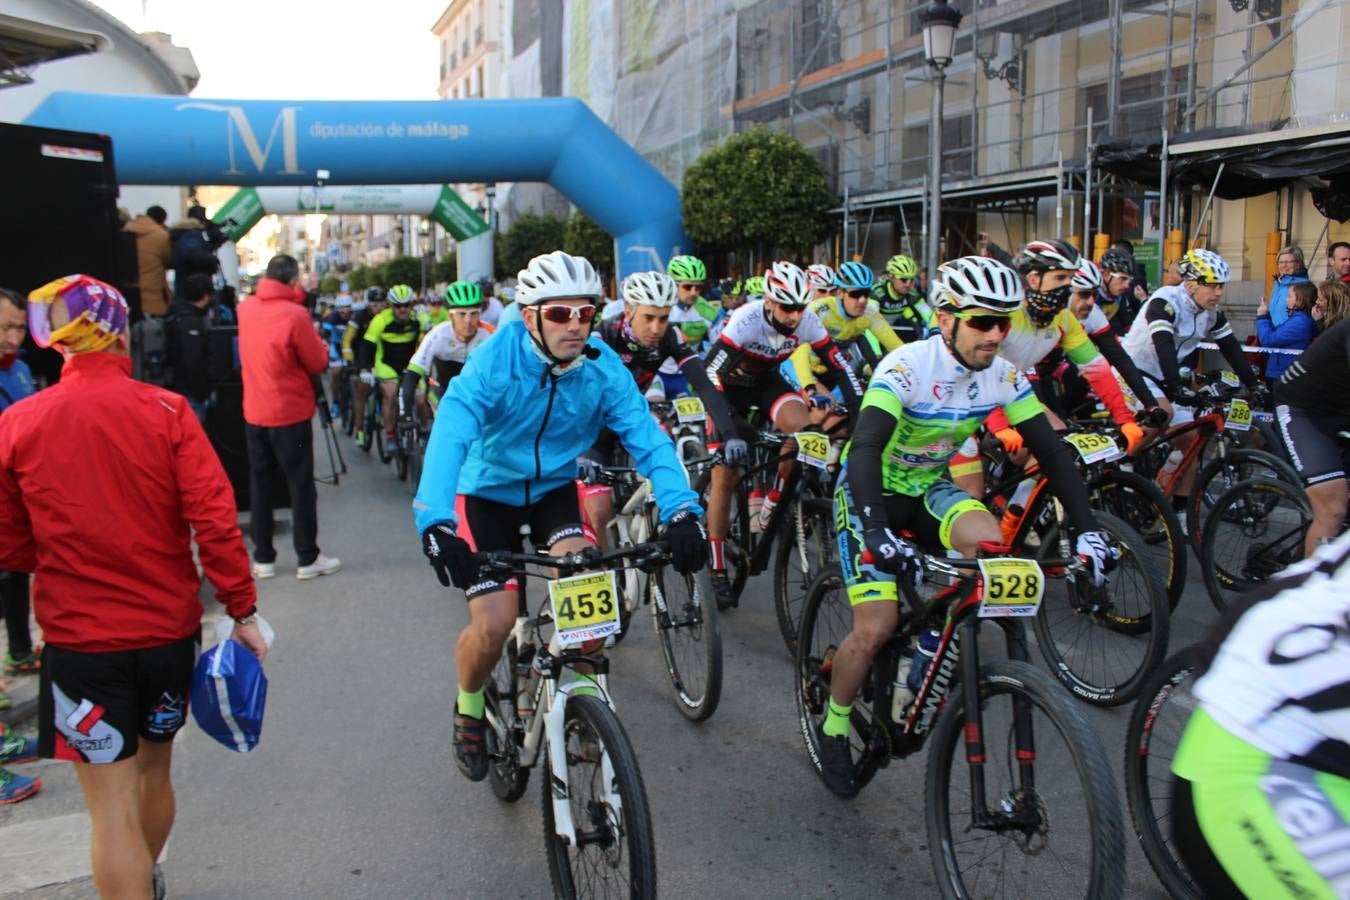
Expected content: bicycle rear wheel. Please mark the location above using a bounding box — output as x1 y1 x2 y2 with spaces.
542 694 656 900
773 496 836 657
1188 447 1301 555
927 659 1125 900
1088 469 1185 614
1124 646 1205 900
721 484 750 609
407 433 423 496
485 639 530 802
1032 510 1170 706
1201 476 1311 612
649 568 723 722
794 571 885 795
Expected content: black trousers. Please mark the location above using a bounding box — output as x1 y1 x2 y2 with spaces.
0 572 32 658
246 419 319 567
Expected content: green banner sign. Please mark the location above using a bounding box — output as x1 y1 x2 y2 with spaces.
431 185 490 241
212 187 265 242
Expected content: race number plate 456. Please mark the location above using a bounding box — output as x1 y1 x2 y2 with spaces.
977 558 1046 618
674 397 706 425
1065 432 1121 465
1226 399 1252 432
549 571 622 647
795 432 831 470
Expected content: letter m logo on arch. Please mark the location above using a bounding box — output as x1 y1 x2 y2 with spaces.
176 103 303 176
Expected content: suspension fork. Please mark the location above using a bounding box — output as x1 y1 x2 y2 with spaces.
958 618 993 822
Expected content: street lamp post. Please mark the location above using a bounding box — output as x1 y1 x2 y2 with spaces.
419 220 431 294
922 0 963 293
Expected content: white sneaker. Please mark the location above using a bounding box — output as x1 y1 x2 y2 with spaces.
251 561 276 580
296 554 341 580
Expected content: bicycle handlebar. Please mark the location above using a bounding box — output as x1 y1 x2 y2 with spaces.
860 549 1083 579
474 540 671 576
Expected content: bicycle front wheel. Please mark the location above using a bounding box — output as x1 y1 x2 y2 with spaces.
406 435 423 496
1123 646 1205 900
650 567 723 721
1188 447 1302 555
1201 476 1311 612
1032 510 1170 706
773 496 836 657
485 639 530 803
542 694 656 900
1089 469 1186 614
926 659 1125 900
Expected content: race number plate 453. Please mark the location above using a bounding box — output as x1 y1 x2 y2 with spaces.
795 432 831 470
1226 399 1252 432
549 571 622 647
674 397 706 425
977 558 1046 618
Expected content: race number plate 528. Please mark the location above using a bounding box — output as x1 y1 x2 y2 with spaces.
548 570 622 647
977 558 1046 618
673 397 706 425
795 432 831 470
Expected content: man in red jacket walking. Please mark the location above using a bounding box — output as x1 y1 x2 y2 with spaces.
0 274 267 899
238 254 340 580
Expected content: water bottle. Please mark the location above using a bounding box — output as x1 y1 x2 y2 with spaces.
891 652 916 721
748 487 765 534
1156 448 1185 488
907 628 942 695
515 644 538 718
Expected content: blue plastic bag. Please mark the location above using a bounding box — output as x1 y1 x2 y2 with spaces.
191 639 268 752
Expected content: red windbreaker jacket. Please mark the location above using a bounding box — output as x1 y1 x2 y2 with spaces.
0 353 256 651
238 278 329 427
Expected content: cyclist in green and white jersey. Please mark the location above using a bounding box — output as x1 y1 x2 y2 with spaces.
1171 532 1350 899
660 255 719 396
872 254 934 342
817 255 1118 798
399 280 494 424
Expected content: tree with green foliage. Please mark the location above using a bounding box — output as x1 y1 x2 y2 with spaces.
432 252 458 285
318 274 342 294
497 212 566 279
681 128 836 262
563 212 614 279
347 266 371 291
377 256 424 290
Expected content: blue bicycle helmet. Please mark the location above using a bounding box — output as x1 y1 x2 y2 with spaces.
833 261 876 291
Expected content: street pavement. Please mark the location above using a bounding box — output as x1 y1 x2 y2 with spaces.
0 428 1222 899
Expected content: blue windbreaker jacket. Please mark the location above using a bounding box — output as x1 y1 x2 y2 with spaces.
413 319 701 533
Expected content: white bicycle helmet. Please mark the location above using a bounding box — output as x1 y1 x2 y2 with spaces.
806 263 836 291
622 271 678 308
515 251 603 306
932 256 1024 314
1072 259 1103 293
764 260 812 307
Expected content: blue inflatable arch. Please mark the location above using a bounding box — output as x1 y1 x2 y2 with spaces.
22 93 688 279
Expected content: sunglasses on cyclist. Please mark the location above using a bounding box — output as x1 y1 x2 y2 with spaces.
450 307 482 316
774 302 808 313
536 303 598 324
844 289 870 299
1073 290 1095 300
678 282 703 292
953 312 1012 333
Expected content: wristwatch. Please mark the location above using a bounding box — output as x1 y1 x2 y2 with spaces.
232 607 258 626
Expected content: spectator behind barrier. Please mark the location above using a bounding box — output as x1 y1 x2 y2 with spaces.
1329 241 1350 283
123 205 174 317
166 273 216 422
1266 246 1310 328
1256 281 1317 385
1314 279 1350 332
170 208 219 302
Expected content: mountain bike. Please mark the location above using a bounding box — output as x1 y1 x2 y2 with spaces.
479 542 665 899
584 465 722 721
795 544 1125 899
1200 476 1314 611
359 386 390 464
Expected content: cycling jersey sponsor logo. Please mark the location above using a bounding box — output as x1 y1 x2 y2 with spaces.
743 337 799 358
932 381 954 401
967 382 980 400
146 691 186 736
54 685 124 764
889 363 914 390
1258 762 1350 895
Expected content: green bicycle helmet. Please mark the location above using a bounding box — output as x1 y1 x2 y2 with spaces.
443 280 483 307
744 275 766 297
387 284 415 306
885 255 918 280
667 255 707 283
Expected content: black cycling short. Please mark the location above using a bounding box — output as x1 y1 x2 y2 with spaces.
39 634 198 764
710 371 806 447
1275 403 1349 487
454 484 588 601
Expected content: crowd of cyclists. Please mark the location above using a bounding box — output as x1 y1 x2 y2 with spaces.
300 233 1349 898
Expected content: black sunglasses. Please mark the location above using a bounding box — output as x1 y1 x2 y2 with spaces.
844 289 869 299
956 313 1012 333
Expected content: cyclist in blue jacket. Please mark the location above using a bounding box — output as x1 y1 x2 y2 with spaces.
415 250 708 782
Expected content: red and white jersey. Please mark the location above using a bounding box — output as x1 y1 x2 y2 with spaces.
704 301 830 389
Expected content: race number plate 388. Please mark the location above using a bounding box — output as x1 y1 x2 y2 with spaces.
548 571 622 647
674 397 706 425
795 432 831 470
1225 399 1252 432
977 558 1046 618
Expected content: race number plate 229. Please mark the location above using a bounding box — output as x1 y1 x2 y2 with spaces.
549 571 622 647
674 397 706 425
977 558 1046 618
795 432 831 470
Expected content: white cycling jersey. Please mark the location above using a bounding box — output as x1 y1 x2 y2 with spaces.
1121 285 1234 384
705 300 830 389
408 321 492 376
479 296 504 327
1192 532 1350 780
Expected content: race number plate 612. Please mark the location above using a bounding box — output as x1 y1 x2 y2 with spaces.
795 432 831 470
673 397 706 425
977 558 1046 618
548 570 622 647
